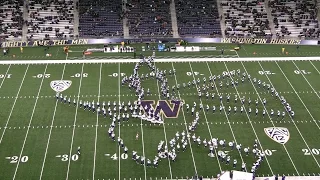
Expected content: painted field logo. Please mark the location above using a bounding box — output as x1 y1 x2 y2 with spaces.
140 100 182 118
264 127 290 145
50 80 72 93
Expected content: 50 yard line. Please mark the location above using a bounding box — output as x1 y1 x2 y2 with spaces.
65 63 85 180
0 64 29 144
118 62 121 180
39 63 67 180
92 63 102 180
13 64 49 180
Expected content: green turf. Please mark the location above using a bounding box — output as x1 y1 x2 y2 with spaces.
0 44 320 179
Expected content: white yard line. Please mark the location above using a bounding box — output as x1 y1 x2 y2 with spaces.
189 62 244 170
221 61 274 174
39 63 67 180
65 63 85 180
205 61 248 171
118 62 121 180
92 63 102 180
171 63 199 174
2 56 320 65
0 64 11 89
259 61 320 169
13 64 49 180
153 61 173 179
240 62 298 174
291 61 320 131
309 60 320 75
0 65 29 144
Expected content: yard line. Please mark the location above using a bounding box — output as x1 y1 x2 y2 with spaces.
39 63 68 180
259 61 320 168
118 62 121 180
205 61 251 171
152 61 173 179
309 60 320 75
240 62 299 174
0 64 11 89
13 64 49 180
92 63 102 180
221 61 275 174
291 61 320 131
0 65 29 144
170 63 202 174
65 63 85 180
188 62 244 171
171 62 201 174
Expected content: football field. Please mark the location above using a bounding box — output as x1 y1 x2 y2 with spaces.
1 47 320 179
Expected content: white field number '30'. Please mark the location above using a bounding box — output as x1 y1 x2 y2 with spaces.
302 148 320 155
5 156 29 163
56 154 79 161
258 71 275 75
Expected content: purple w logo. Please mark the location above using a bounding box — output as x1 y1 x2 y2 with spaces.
140 100 182 118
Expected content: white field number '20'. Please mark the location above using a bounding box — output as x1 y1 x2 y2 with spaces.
302 148 320 155
5 156 29 163
35 74 51 78
258 71 274 75
111 153 128 160
294 70 310 74
73 73 88 78
0 74 12 78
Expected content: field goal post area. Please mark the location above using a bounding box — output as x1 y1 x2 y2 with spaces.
0 56 320 65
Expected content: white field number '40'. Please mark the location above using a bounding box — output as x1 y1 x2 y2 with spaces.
294 70 311 74
186 72 201 76
5 156 29 163
110 153 128 160
302 148 320 155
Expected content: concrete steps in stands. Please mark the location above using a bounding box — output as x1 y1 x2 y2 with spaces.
264 0 276 37
170 0 179 38
22 0 28 41
217 0 226 38
73 0 79 37
123 0 130 38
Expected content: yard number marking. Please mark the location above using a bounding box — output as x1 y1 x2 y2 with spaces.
56 154 79 161
5 156 28 163
258 71 275 75
109 73 126 77
110 153 128 160
302 148 320 155
294 70 311 74
0 74 12 78
33 74 50 78
70 73 88 78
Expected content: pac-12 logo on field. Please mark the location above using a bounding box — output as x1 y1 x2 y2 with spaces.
140 100 182 118
50 80 72 93
264 127 290 145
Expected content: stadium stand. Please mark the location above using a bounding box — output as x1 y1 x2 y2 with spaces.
221 0 272 37
268 0 320 38
175 0 221 37
126 0 173 37
0 0 24 40
26 0 75 40
78 0 123 38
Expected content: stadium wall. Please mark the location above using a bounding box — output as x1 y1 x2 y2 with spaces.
1 37 318 48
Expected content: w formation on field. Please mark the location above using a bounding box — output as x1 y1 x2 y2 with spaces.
52 56 300 177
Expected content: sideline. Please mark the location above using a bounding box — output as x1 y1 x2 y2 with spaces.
0 56 320 65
